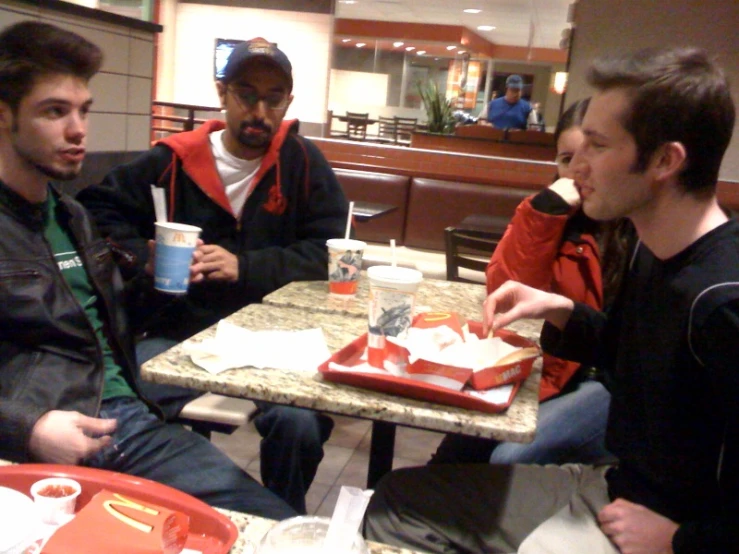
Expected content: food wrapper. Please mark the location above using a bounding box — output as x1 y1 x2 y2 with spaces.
386 312 540 390
42 490 189 554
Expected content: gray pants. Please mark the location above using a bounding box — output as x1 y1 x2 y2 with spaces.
364 463 620 554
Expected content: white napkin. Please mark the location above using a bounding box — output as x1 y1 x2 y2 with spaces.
184 320 331 374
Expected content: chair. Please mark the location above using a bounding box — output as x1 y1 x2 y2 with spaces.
371 116 397 143
444 226 505 283
393 117 418 146
327 109 349 139
346 112 370 141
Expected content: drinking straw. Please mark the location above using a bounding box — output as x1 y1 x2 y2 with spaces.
344 201 354 240
390 239 397 267
150 185 167 223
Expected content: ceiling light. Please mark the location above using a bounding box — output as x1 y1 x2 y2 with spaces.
356 42 366 48
338 0 357 4
393 41 404 47
342 39 351 43
446 45 457 51
416 50 426 55
405 46 415 51
464 8 482 14
457 50 466 54
477 25 495 31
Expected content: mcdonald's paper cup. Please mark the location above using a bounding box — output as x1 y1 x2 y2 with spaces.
367 265 423 369
154 222 201 294
327 238 367 296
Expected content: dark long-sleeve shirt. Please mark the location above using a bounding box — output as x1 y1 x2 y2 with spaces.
541 220 739 553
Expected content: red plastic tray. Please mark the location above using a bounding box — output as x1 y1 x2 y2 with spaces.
318 324 536 414
0 464 238 553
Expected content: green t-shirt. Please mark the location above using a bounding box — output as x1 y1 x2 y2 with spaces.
43 191 135 400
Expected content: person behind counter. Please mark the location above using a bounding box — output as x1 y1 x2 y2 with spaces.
487 74 532 130
77 37 348 515
366 45 738 554
0 20 294 520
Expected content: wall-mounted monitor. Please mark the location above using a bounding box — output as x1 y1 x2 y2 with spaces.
214 38 244 80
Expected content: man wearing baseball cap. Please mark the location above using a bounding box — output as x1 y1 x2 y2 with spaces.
79 37 348 514
487 74 533 130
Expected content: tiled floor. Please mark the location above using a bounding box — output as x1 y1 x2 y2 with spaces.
211 402 445 516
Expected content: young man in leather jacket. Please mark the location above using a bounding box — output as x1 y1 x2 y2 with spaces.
0 20 294 520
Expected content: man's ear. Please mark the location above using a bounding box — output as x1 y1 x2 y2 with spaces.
651 141 687 183
215 81 227 109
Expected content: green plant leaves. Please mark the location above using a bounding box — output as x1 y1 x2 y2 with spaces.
417 81 455 134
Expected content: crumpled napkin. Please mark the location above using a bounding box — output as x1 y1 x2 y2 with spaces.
183 319 331 374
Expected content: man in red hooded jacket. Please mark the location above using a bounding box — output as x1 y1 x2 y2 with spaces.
78 38 348 515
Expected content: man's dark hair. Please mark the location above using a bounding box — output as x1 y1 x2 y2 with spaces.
588 47 735 194
0 21 103 113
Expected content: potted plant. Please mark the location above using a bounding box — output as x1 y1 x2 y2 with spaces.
417 81 455 134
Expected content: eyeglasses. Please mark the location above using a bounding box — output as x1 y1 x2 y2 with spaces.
228 86 289 111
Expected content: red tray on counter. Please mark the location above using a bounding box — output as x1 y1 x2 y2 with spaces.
318 325 536 414
0 464 238 553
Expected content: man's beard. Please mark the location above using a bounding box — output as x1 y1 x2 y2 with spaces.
31 160 80 181
237 120 274 149
12 132 81 181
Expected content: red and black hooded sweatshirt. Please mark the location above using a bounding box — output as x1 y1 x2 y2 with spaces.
78 119 348 341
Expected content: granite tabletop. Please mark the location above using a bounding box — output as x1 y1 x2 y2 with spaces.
262 274 492 322
141 303 542 442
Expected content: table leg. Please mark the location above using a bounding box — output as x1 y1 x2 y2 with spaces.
367 421 397 489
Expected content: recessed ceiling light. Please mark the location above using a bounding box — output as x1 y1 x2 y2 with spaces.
458 50 466 54
393 41 404 47
356 42 366 47
446 45 457 51
417 50 426 55
339 0 357 4
342 39 351 43
464 8 482 14
477 25 495 31
405 46 415 51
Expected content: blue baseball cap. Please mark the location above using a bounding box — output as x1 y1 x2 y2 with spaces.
506 74 524 89
222 37 293 89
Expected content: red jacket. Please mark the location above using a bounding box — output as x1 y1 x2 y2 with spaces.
486 190 602 400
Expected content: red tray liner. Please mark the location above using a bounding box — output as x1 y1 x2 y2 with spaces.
0 464 238 554
318 323 537 414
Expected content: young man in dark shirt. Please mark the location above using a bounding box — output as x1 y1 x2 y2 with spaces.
365 46 738 554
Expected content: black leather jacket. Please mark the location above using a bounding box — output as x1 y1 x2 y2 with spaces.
0 181 141 462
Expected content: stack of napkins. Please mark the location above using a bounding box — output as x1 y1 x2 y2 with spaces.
184 320 331 374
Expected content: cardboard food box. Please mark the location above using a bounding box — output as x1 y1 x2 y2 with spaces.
391 313 540 390
42 489 189 554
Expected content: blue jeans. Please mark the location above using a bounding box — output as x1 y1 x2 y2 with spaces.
85 397 296 519
136 336 334 514
253 402 334 515
430 380 614 465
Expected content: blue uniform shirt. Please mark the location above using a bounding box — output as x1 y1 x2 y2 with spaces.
487 97 532 130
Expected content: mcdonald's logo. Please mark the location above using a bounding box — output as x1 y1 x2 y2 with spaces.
103 493 159 533
172 232 186 244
